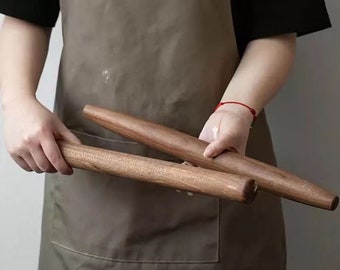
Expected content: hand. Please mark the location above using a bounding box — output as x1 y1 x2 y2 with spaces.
3 95 81 174
199 104 253 157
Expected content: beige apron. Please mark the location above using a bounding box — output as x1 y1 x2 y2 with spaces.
39 1 286 269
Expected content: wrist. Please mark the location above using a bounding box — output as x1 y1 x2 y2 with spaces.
215 101 256 127
220 89 264 113
1 91 37 111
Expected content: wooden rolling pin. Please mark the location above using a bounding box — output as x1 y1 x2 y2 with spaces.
83 104 339 211
58 141 257 203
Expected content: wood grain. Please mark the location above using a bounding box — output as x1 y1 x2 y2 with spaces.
83 104 339 211
59 141 257 203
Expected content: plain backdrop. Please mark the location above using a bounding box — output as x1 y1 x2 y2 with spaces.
0 1 339 269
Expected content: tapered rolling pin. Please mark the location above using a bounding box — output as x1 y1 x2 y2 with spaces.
83 105 339 211
58 141 257 203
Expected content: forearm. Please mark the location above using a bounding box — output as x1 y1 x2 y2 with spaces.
0 16 80 174
201 33 297 156
221 33 296 115
0 16 51 109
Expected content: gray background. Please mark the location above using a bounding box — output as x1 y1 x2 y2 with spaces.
0 1 339 269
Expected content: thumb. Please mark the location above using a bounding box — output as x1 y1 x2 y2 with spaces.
203 139 226 158
203 140 239 158
56 123 82 145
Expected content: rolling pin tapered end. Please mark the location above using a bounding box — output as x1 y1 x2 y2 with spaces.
330 196 339 211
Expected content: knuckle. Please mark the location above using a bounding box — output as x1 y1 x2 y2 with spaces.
8 146 19 155
8 144 27 155
37 125 50 136
40 163 51 172
211 142 222 151
215 141 228 149
23 126 50 145
48 152 60 164
219 136 234 146
22 134 38 146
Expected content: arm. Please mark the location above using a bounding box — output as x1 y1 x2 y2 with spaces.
0 16 80 174
0 17 50 103
200 33 296 156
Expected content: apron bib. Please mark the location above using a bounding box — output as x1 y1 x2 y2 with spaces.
39 1 286 269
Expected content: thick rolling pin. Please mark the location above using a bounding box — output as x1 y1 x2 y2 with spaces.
58 141 257 203
83 105 339 211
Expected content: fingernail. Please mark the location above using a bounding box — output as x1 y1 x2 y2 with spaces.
204 148 217 158
64 168 73 175
203 150 211 158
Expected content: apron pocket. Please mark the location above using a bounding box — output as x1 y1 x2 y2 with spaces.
51 131 220 263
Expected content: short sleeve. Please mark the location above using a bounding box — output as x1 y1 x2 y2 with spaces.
0 0 60 27
232 0 332 55
248 0 331 39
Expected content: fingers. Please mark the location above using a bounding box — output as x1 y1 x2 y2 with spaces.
204 139 226 158
9 129 75 175
4 100 78 175
9 143 44 173
203 126 240 158
13 145 56 174
200 111 249 158
12 155 32 172
58 125 81 145
204 140 239 158
203 140 219 158
30 145 57 173
41 132 73 175
20 152 43 173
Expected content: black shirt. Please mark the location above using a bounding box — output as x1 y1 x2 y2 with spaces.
0 0 331 55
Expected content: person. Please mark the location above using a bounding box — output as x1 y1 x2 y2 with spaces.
0 1 331 269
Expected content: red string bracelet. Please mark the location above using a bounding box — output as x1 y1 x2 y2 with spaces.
214 101 257 127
